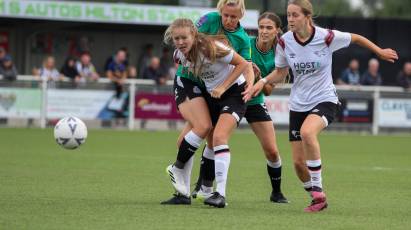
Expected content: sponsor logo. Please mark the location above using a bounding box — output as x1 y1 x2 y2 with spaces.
137 98 172 113
291 130 301 139
293 61 321 75
289 53 296 58
193 86 201 94
0 93 16 111
312 109 320 113
222 106 230 111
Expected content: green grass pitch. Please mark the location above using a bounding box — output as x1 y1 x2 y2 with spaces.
0 128 410 229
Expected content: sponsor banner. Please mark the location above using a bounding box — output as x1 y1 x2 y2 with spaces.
0 87 41 118
135 93 182 120
265 95 290 125
47 89 114 119
340 99 372 123
0 0 258 29
378 98 411 127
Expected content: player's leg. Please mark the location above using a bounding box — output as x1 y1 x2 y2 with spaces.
250 121 288 203
204 113 238 208
246 104 288 203
289 110 312 192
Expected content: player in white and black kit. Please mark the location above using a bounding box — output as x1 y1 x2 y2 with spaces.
163 18 250 208
251 0 398 212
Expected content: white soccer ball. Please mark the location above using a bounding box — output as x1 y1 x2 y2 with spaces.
54 117 88 150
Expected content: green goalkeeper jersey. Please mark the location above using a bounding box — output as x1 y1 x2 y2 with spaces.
176 12 251 83
247 37 276 105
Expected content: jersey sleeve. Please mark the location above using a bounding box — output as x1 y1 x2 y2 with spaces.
329 30 352 52
196 12 216 33
274 43 288 68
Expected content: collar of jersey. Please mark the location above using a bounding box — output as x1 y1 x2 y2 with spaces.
255 37 274 55
293 26 316 46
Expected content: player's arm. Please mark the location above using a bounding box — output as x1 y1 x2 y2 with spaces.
211 52 247 98
251 67 288 97
351 34 398 63
262 83 275 96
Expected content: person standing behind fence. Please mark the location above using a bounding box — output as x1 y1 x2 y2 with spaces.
361 58 382 86
250 0 397 212
106 49 128 98
60 57 80 85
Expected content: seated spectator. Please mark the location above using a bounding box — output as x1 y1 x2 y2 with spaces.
0 55 18 81
361 58 382 86
106 49 128 97
34 56 62 81
396 61 411 90
159 47 173 79
60 57 80 82
105 47 136 78
0 47 7 65
142 56 167 85
76 52 99 82
338 59 360 85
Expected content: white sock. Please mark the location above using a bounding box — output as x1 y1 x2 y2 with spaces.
202 146 214 160
214 145 231 197
303 181 312 192
307 159 322 190
183 155 194 192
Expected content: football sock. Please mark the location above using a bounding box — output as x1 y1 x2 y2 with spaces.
267 158 282 193
201 146 215 187
307 159 322 191
175 131 203 169
182 155 194 192
303 181 313 192
214 145 231 197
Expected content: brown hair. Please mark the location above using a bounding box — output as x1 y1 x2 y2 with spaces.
258 12 283 47
164 18 231 77
288 0 314 26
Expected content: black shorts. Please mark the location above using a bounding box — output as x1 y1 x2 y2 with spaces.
289 102 339 141
206 83 247 126
244 103 272 123
173 76 204 108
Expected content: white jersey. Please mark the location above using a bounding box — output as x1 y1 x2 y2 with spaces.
175 42 245 93
275 26 351 111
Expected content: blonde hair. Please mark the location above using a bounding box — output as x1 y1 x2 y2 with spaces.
288 0 314 26
164 18 231 78
217 0 245 18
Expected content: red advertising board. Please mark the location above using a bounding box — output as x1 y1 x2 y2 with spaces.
135 93 182 120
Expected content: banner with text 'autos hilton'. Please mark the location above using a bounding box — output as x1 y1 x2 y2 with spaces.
135 93 182 120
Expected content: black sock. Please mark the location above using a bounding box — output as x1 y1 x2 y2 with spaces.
267 164 282 193
202 156 215 184
175 138 198 169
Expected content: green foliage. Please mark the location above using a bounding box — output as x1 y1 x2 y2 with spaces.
0 128 410 229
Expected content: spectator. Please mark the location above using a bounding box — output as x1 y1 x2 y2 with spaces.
159 47 173 79
106 49 128 97
338 59 360 85
0 55 18 81
0 47 7 65
361 58 382 86
76 52 99 82
105 47 136 78
137 44 154 78
396 61 411 90
60 57 80 82
34 56 62 81
142 56 167 85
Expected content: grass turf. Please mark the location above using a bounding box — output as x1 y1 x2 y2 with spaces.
0 128 410 229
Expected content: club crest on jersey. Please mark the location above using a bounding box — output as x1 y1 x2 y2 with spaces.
314 48 328 57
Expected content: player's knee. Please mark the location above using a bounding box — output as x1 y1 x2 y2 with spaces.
300 128 316 144
293 158 306 171
212 132 228 146
265 146 280 162
193 122 212 138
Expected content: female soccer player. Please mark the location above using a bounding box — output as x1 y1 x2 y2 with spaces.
190 0 255 199
251 0 398 212
162 0 254 205
238 12 288 203
163 18 249 208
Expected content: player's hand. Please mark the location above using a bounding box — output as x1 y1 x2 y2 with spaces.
252 63 261 81
251 80 265 97
242 81 253 102
211 85 226 98
377 48 398 63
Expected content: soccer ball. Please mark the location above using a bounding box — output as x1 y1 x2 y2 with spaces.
54 116 88 150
